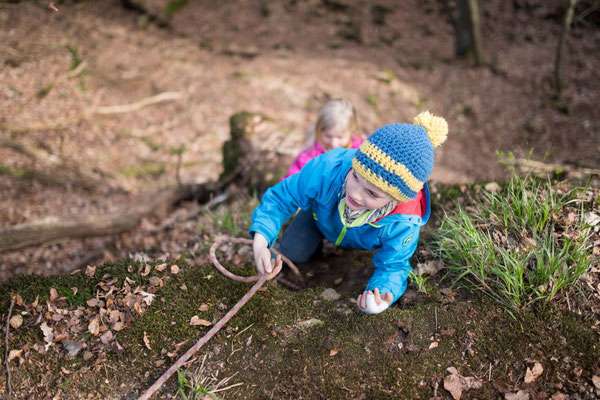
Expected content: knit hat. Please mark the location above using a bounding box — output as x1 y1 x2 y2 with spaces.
352 111 448 202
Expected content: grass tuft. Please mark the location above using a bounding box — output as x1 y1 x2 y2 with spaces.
434 171 595 316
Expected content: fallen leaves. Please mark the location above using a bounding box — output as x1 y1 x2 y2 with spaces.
8 348 23 362
190 316 212 327
85 265 96 277
329 349 339 357
143 331 152 350
9 314 23 329
88 317 100 336
443 367 482 400
524 362 543 384
40 322 54 351
505 390 529 400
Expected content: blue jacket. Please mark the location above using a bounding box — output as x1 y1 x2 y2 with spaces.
249 148 431 304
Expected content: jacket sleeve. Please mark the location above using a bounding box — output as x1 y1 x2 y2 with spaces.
365 223 421 304
249 153 329 247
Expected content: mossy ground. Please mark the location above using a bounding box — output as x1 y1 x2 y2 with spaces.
1 248 598 399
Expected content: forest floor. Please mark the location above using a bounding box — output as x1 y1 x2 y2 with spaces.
0 0 599 399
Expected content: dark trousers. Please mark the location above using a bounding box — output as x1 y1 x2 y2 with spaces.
276 209 323 263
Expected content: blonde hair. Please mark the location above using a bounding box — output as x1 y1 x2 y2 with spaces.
314 98 361 148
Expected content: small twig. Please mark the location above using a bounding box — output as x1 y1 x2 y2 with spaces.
488 362 492 381
233 323 254 339
211 382 243 393
1 91 186 134
434 306 438 331
175 151 183 188
93 92 186 115
4 297 15 397
49 1 58 12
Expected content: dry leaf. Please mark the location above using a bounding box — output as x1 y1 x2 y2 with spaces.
71 287 78 296
199 303 210 311
9 314 23 329
155 263 167 272
493 379 512 393
53 333 68 343
113 321 125 331
170 265 180 274
329 349 340 356
40 322 54 350
505 390 529 400
148 276 163 287
13 293 23 306
140 264 151 276
86 298 99 307
140 291 155 306
61 367 71 375
444 373 463 400
32 295 39 308
88 317 100 336
143 331 152 350
550 393 567 400
524 362 543 384
190 316 212 327
49 288 59 301
8 349 23 362
85 265 96 277
429 341 439 350
592 375 600 389
444 367 482 400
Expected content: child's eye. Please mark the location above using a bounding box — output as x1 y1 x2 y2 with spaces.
368 190 380 198
352 170 358 179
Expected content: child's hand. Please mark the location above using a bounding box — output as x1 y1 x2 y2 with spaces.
357 288 393 314
253 233 281 275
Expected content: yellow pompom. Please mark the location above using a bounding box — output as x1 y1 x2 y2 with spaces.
413 111 448 148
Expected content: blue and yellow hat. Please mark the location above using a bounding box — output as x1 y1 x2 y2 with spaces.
352 111 448 202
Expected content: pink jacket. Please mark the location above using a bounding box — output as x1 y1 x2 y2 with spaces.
282 136 364 179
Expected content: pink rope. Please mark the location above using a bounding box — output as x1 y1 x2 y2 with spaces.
138 237 301 400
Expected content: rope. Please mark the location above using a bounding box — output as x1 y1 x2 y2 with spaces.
138 237 301 400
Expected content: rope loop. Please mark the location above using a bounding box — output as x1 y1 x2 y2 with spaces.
209 237 303 283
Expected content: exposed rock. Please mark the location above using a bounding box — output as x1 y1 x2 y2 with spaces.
320 288 341 301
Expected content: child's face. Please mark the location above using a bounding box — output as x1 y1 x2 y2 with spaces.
345 169 394 211
320 128 352 151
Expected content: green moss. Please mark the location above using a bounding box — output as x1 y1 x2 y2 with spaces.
0 165 36 179
36 83 54 99
165 0 189 17
117 162 166 178
3 250 598 399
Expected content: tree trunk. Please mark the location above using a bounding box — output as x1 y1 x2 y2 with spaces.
0 182 223 253
456 0 472 57
555 0 577 98
466 0 486 66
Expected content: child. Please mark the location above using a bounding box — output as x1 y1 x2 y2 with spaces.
282 98 364 179
250 111 448 314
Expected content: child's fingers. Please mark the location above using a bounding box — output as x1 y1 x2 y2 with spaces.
357 293 363 309
374 288 381 305
262 253 273 274
383 292 393 304
358 290 371 309
255 257 265 274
